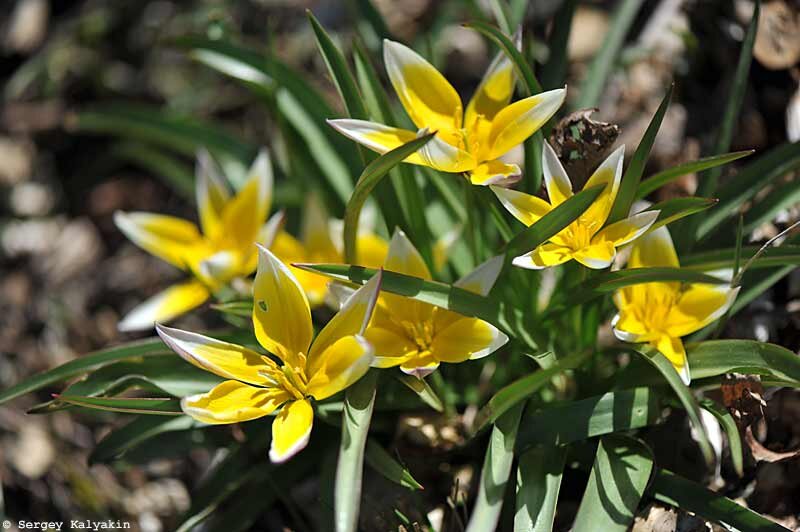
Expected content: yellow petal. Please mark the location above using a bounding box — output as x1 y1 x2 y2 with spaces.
383 39 463 134
432 225 461 272
218 149 273 256
431 317 508 362
308 272 382 368
653 335 691 385
385 229 432 280
465 44 518 136
198 250 239 283
579 145 625 230
455 255 504 296
118 280 209 332
182 380 288 425
512 242 573 270
487 88 566 159
399 352 441 379
306 335 374 400
114 211 203 270
468 159 521 186
195 149 231 241
572 240 616 269
356 233 389 268
491 185 552 227
270 398 313 463
592 210 659 247
156 323 274 385
611 311 650 343
666 284 740 337
301 194 340 262
542 141 573 205
629 225 680 269
253 244 313 362
364 326 418 365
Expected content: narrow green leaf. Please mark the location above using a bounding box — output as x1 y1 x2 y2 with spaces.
211 300 255 318
574 0 644 109
699 399 744 477
697 1 760 197
365 439 423 491
540 0 577 90
335 370 378 532
90 415 197 464
742 178 800 235
573 436 654 532
396 374 444 412
516 388 661 451
645 196 718 232
688 340 800 384
463 21 542 95
651 469 790 532
348 0 393 40
473 351 590 432
57 395 183 415
682 245 800 271
505 185 604 258
608 85 673 223
636 151 753 199
635 348 714 466
515 445 566 532
307 10 368 121
465 404 524 532
343 133 434 263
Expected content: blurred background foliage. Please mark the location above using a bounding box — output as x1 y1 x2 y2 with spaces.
1 0 799 531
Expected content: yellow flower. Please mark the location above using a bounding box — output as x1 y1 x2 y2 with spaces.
270 195 389 307
156 245 381 462
364 229 508 377
494 142 660 269
611 226 739 384
328 39 566 186
114 150 274 331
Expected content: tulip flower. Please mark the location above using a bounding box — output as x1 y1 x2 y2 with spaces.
114 150 274 331
156 245 381 462
494 142 659 269
611 226 740 384
363 229 508 378
329 39 566 186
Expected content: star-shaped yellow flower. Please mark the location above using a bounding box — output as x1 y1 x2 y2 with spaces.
157 245 381 462
329 39 565 186
612 226 740 384
493 142 659 269
114 150 274 331
363 229 508 377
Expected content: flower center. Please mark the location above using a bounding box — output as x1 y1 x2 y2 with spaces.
258 353 308 399
633 287 680 334
401 319 435 353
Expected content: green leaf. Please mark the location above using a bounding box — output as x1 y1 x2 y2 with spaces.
688 340 800 384
90 415 198 464
335 370 378 532
651 469 790 532
211 300 255 318
699 399 744 477
111 142 195 201
574 0 644 109
540 0 577 90
463 21 542 95
515 445 566 532
464 404 524 532
365 439 423 491
696 141 800 240
741 178 800 235
348 0 393 41
343 133 434 263
505 185 604 258
473 351 590 433
396 374 444 412
307 10 368 121
634 348 715 466
682 245 800 271
56 395 183 415
573 436 654 532
608 85 672 223
636 151 753 199
516 388 662 451
696 1 760 198
645 196 718 232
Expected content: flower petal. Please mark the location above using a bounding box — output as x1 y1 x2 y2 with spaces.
464 39 519 135
629 225 679 269
114 211 203 270
301 194 340 261
487 88 566 159
383 39 463 133
118 280 209 332
399 353 441 379
654 335 691 385
356 233 389 268
253 244 313 362
182 380 288 425
365 327 418 365
573 240 616 269
156 323 274 385
611 312 646 343
592 210 659 248
468 159 521 186
455 255 504 296
218 149 273 255
542 141 573 205
491 185 552 227
195 149 231 240
666 284 740 338
431 317 508 362
385 228 432 280
580 145 625 230
306 335 374 400
270 398 313 463
308 272 382 366
512 242 573 270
